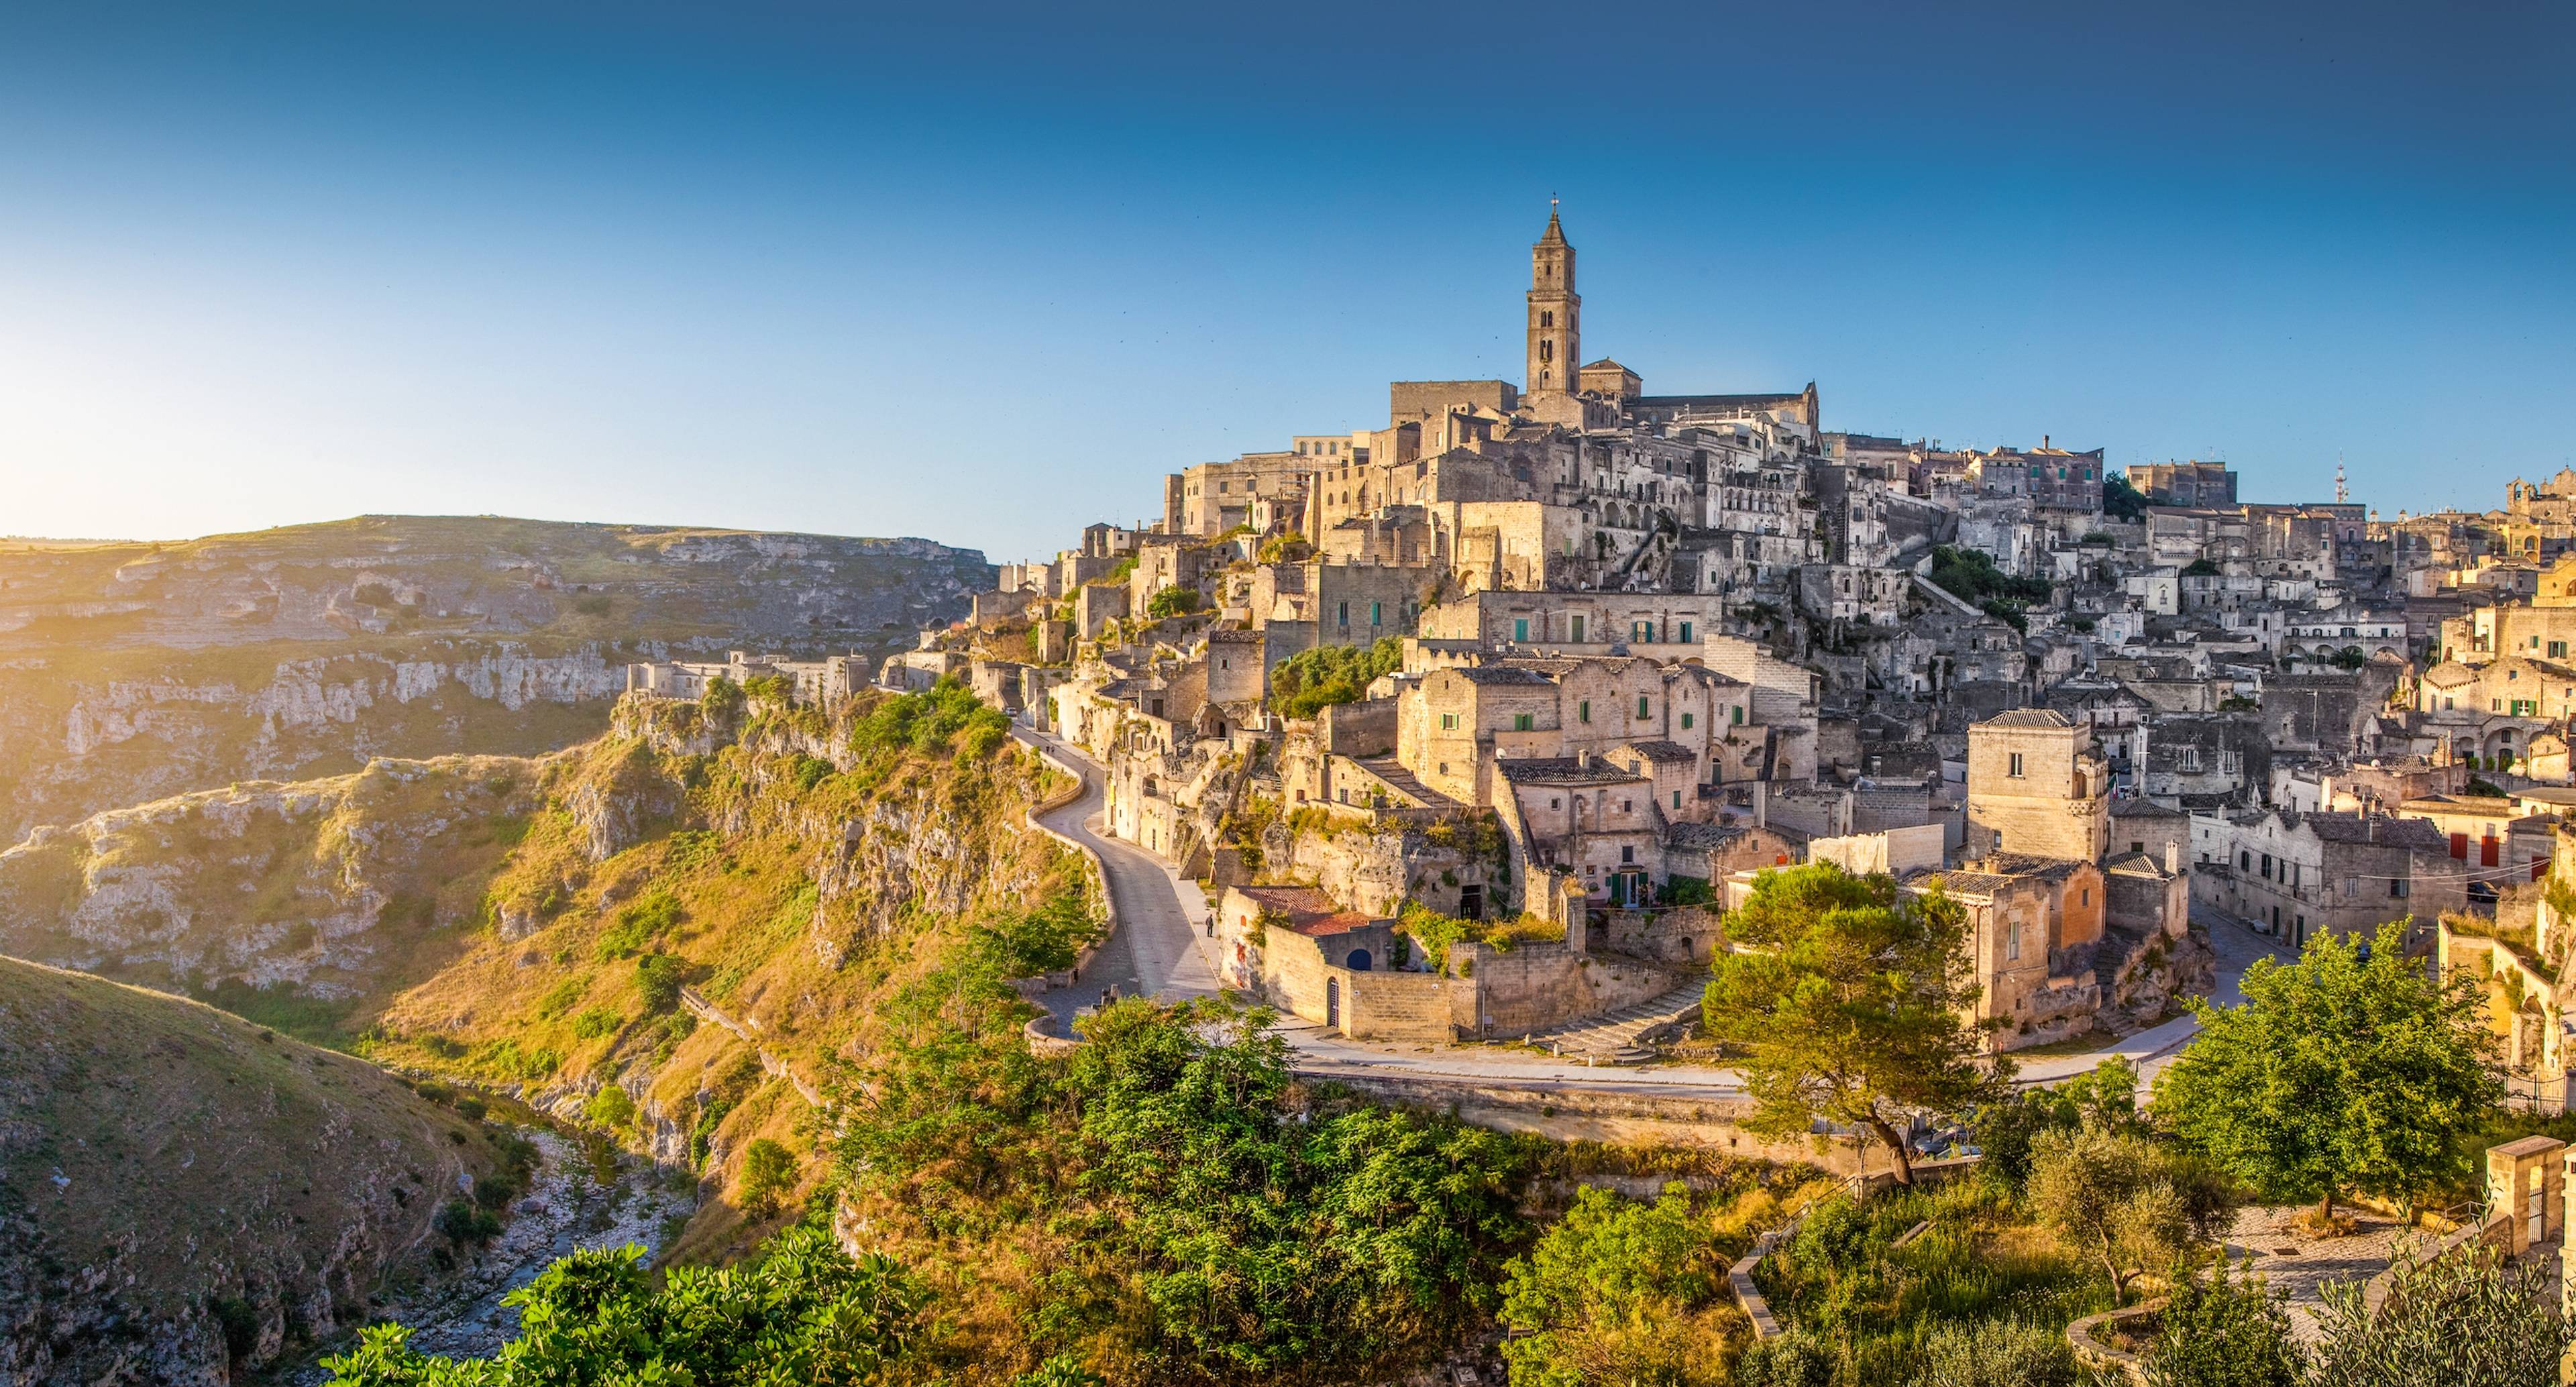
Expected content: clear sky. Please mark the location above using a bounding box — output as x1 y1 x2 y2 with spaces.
1 1 2570 560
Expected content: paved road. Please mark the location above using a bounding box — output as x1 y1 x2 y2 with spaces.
1016 728 2284 1098
1022 728 1220 1036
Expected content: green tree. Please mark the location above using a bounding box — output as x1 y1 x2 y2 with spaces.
700 673 747 725
2102 474 2151 522
1267 636 1403 718
1144 584 1201 618
321 1223 927 1384
2025 1126 2236 1302
1497 1184 1737 1387
2141 1258 2303 1387
2306 1241 2573 1386
737 1137 798 1219
2153 922 2502 1220
1702 865 2007 1182
635 952 685 1015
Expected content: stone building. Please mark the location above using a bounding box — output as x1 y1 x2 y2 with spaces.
1964 710 2112 862
2188 810 2461 948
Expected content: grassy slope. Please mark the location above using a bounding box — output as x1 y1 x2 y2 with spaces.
358 694 1081 1262
0 956 503 1376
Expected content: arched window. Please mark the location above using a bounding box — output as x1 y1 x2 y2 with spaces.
1541 311 1554 328
1540 341 1554 362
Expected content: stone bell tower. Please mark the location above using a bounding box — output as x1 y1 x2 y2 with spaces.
1525 203 1580 398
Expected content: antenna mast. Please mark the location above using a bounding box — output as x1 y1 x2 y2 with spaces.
2335 453 2348 505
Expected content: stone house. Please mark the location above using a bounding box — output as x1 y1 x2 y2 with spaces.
1909 854 2107 1051
2190 810 2461 948
1963 710 2111 862
1212 885 1451 1041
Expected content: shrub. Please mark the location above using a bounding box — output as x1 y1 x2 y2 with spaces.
2306 1241 2573 1386
699 674 746 724
2142 1258 2302 1387
1498 1183 1741 1386
737 1137 798 1219
1269 636 1402 718
451 1095 487 1123
585 1084 637 1130
1913 1317 2085 1386
2026 1125 2236 1302
1144 584 1201 618
433 1198 500 1245
570 1007 624 1040
635 954 685 1015
1732 1330 1834 1387
535 977 585 1018
596 891 682 960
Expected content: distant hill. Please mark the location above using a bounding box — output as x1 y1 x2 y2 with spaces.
0 515 990 839
0 956 509 1384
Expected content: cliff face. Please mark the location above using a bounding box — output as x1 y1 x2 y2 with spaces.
0 958 506 1386
0 755 543 1020
0 516 991 840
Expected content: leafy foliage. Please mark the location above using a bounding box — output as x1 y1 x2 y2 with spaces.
2140 1258 2302 1387
700 674 748 725
1969 1058 2142 1191
2306 1241 2574 1386
968 889 1105 977
849 677 1014 765
2153 922 2502 1216
2101 474 2151 522
1267 637 1401 719
1703 865 2008 1180
1911 1317 2087 1386
1927 546 2051 630
1144 585 1201 618
2024 1125 2235 1301
737 1137 798 1219
1497 1183 1756 1386
635 952 686 1015
321 1222 930 1385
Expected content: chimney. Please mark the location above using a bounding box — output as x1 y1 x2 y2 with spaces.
2165 841 2181 875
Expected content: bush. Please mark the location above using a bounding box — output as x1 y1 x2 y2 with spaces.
451 1095 487 1123
969 889 1104 977
1913 1317 2084 1386
737 1137 798 1219
1498 1183 1742 1386
570 1006 624 1040
585 1084 637 1130
699 674 747 724
596 891 682 960
2306 1241 2573 1386
433 1198 501 1245
635 954 685 1015
1269 636 1402 718
2142 1258 2301 1387
321 1223 927 1384
1144 584 1201 618
1733 1330 1834 1387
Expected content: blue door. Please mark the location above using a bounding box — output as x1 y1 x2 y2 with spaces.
1346 949 1371 972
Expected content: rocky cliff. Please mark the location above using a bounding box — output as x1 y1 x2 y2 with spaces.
0 957 509 1385
0 516 991 840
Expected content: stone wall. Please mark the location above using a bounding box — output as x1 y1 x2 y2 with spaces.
1334 966 1457 1043
1459 940 1688 1037
1596 906 1726 966
1317 1071 1897 1175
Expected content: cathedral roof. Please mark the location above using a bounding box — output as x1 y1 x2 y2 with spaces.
1539 209 1568 245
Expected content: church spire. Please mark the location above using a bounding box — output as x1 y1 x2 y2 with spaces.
1525 201 1579 396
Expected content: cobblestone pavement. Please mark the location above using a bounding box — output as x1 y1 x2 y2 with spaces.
2221 1205 2426 1341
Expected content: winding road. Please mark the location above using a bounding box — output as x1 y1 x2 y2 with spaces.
1016 726 2280 1099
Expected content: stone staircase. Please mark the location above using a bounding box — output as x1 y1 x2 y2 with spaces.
1522 979 1709 1063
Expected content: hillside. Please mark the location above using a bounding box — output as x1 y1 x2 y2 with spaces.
0 515 991 840
0 682 1087 1261
0 957 512 1385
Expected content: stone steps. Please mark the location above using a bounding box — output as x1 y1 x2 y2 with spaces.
1523 978 1709 1062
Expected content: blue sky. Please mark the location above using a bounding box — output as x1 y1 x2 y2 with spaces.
1 1 2570 559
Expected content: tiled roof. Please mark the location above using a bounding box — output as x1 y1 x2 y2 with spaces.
1911 871 2015 898
1664 823 1750 850
1978 708 2074 730
1229 885 1379 936
2296 813 2447 849
2111 797 2186 818
1622 740 1697 764
1452 666 1555 686
1982 852 2092 881
2102 851 2177 879
1496 757 1648 786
